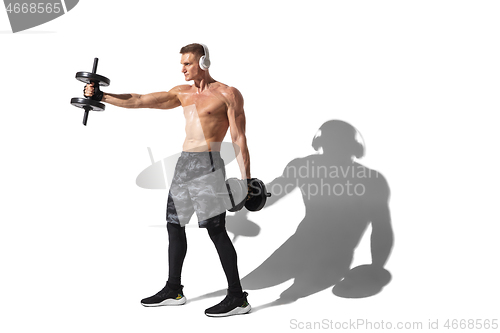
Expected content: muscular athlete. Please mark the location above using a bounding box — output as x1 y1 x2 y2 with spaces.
84 43 251 317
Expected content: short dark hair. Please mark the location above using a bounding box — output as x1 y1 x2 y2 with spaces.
179 43 205 59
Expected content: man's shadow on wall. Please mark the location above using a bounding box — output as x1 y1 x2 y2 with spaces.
194 119 394 311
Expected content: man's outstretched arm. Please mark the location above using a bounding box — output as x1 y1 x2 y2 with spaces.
85 83 182 109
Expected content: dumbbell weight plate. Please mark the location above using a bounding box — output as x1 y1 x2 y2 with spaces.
245 179 271 212
75 72 111 87
70 97 106 111
226 178 248 212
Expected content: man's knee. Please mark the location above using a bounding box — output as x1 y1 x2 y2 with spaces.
167 222 185 237
206 223 227 239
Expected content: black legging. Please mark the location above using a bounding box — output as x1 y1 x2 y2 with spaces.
167 222 243 297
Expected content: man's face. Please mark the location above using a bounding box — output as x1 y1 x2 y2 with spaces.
181 53 201 81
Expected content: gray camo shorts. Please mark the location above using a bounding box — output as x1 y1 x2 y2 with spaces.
166 151 227 228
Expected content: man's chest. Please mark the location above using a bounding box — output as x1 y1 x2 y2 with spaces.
179 92 227 117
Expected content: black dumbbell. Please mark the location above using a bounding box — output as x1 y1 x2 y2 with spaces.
217 178 271 212
218 178 248 212
70 58 110 126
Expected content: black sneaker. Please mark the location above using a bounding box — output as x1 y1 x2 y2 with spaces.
140 283 186 307
205 291 251 317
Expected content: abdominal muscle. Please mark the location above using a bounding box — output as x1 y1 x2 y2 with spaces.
182 104 229 152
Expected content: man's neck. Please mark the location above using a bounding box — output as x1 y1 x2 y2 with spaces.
193 73 216 92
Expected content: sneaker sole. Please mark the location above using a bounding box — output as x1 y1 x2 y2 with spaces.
141 296 187 307
205 304 251 317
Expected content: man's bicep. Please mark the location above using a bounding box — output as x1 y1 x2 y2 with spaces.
227 88 246 141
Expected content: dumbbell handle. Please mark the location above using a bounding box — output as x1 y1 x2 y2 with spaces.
92 58 98 74
83 58 99 126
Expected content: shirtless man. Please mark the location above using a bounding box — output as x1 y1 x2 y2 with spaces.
84 43 251 317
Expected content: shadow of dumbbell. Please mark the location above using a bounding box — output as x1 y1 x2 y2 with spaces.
226 210 261 242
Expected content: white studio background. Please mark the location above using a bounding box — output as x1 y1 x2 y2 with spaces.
1 1 499 332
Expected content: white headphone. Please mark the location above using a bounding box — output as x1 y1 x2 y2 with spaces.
198 43 211 70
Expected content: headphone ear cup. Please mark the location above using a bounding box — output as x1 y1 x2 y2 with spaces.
199 55 210 70
199 55 206 70
198 43 211 70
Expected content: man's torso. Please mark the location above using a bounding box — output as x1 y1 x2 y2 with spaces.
176 82 231 152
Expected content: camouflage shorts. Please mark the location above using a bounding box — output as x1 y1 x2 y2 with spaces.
166 151 227 228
